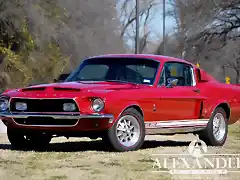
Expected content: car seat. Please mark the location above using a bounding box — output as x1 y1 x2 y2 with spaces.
165 66 185 86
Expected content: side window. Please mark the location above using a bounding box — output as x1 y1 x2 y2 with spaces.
159 62 194 86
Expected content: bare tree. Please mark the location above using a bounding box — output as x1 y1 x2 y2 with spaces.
201 1 240 41
220 40 240 84
167 0 187 57
185 1 240 82
160 0 240 82
118 0 160 53
0 0 126 89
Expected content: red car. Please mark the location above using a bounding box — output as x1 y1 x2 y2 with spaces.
0 54 240 152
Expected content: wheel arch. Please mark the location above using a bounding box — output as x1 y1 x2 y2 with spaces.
116 104 144 122
213 102 231 120
121 104 143 117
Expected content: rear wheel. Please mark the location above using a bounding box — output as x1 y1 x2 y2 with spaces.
198 107 228 146
107 108 145 152
7 128 52 150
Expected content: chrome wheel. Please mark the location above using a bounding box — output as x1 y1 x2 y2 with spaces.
116 115 141 147
213 112 226 141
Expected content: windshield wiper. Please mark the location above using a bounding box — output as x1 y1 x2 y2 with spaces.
76 79 138 85
104 80 138 85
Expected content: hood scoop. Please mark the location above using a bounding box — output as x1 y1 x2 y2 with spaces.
21 86 80 92
53 87 81 92
21 87 46 92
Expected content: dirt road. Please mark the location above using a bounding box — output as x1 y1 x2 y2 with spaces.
0 123 239 180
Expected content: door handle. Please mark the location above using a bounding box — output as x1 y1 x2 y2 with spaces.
193 89 200 93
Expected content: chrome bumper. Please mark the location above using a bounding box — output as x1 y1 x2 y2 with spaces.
0 112 114 120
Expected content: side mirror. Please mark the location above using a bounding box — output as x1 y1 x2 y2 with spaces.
166 78 178 88
54 73 70 83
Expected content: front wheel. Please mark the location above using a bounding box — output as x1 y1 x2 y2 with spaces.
107 108 145 152
198 107 228 146
7 128 52 150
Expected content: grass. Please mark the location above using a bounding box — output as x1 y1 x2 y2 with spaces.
0 123 239 180
229 122 240 137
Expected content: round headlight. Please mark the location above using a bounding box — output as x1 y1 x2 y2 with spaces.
0 99 9 111
92 98 104 112
63 103 76 112
15 102 27 111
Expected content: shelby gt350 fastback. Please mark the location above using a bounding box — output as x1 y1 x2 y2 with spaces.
0 54 240 152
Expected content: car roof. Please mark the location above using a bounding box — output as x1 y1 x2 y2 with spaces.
90 54 197 68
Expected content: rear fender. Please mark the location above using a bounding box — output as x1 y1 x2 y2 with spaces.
202 100 231 122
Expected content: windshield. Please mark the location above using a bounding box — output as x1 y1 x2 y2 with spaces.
65 57 160 85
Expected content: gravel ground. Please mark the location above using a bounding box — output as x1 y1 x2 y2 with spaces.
0 123 239 180
0 121 6 133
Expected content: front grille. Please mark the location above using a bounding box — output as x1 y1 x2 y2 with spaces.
10 98 79 112
14 117 78 126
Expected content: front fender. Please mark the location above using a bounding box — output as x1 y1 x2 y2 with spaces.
105 99 143 124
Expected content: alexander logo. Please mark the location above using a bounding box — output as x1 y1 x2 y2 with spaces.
188 137 207 158
151 136 240 176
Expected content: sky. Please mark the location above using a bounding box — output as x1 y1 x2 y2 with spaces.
115 1 176 49
145 3 176 40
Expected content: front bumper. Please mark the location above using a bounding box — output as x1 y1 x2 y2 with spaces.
0 112 114 119
0 112 114 130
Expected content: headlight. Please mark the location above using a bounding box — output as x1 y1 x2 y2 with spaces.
15 102 27 111
63 103 76 111
92 98 104 112
0 98 9 111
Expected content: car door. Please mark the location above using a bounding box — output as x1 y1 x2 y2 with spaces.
156 62 204 121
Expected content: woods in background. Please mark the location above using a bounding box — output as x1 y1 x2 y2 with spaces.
158 0 240 83
0 0 125 91
1 0 240 91
118 0 240 83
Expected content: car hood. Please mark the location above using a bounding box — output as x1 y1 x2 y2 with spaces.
24 81 141 91
2 81 144 97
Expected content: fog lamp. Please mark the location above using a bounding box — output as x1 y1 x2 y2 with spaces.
63 103 76 111
15 102 27 111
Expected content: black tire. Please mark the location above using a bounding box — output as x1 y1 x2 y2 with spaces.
107 108 145 152
7 128 52 150
101 132 111 144
198 107 228 146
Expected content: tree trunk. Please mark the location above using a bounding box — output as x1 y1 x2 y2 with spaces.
236 70 240 84
221 66 226 83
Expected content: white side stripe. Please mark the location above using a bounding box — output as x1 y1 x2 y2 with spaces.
145 119 208 129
